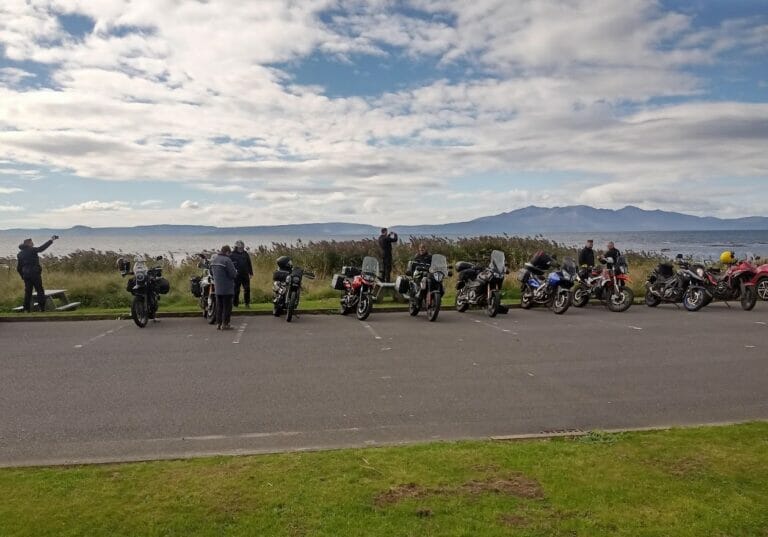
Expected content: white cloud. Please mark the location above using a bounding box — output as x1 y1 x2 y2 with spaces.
0 187 23 194
0 204 24 212
180 200 199 210
139 199 162 206
55 200 130 212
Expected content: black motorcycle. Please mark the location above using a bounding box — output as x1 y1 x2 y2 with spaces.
519 256 577 314
455 250 507 317
397 254 449 322
272 257 315 322
118 256 170 328
190 253 217 324
645 254 704 308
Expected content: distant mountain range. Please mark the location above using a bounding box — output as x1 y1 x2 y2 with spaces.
2 205 767 237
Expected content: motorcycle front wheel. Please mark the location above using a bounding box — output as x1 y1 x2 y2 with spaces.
551 289 571 314
756 277 768 301
357 293 372 321
520 289 533 309
427 292 441 322
455 292 469 312
131 295 149 328
487 290 501 317
408 298 419 316
645 289 661 307
682 287 706 312
207 294 217 324
741 286 757 311
572 287 590 308
606 287 634 312
286 291 296 322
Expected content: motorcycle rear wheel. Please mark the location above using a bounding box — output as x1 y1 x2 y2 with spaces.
645 289 661 307
741 287 757 311
683 287 706 312
131 295 149 328
427 292 441 322
606 287 634 313
520 291 533 309
408 299 419 316
357 294 372 321
551 290 571 314
755 277 768 301
206 294 217 324
572 287 590 308
455 293 469 312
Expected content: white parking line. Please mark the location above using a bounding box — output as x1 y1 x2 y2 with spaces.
74 324 125 349
233 322 248 344
362 323 382 340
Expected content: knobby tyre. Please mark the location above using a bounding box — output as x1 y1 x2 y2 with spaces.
606 287 634 312
572 287 590 307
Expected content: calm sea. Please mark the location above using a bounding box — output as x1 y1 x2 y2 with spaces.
1 230 767 262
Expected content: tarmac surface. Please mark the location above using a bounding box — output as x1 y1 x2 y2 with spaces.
1 302 767 467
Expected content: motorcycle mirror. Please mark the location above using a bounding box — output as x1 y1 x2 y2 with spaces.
676 253 684 259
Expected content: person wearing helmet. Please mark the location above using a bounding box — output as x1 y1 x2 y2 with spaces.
210 245 237 330
230 240 253 308
720 251 736 265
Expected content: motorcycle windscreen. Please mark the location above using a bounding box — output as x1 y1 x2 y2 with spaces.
490 250 505 272
429 254 448 275
561 256 577 276
362 256 379 276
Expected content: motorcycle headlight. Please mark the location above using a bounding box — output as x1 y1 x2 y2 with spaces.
433 272 444 282
293 276 302 284
136 272 146 281
696 267 705 277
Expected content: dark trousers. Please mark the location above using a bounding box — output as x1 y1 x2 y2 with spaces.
23 275 46 312
382 257 393 283
234 273 250 306
215 294 233 326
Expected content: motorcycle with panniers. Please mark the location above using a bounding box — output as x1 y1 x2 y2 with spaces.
645 254 704 308
519 253 577 314
682 251 758 312
190 253 216 324
118 255 170 327
572 255 634 312
396 254 449 322
272 256 315 322
332 256 379 321
454 249 508 317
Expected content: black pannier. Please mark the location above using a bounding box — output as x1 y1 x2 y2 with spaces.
658 263 674 278
459 268 479 282
273 270 290 282
190 276 202 297
126 277 136 292
155 277 171 295
395 275 410 295
530 251 554 272
455 261 473 272
342 266 361 277
331 274 346 290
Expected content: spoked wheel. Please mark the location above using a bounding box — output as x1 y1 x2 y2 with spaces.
356 293 373 321
756 278 768 301
131 295 149 328
606 287 634 312
682 287 707 312
551 289 571 314
206 294 217 324
572 287 590 308
645 289 661 307
741 286 757 311
427 292 441 322
286 291 296 322
487 290 501 317
455 293 469 313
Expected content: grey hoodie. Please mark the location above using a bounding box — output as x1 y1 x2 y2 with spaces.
210 253 237 295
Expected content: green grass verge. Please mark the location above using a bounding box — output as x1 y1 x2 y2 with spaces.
1 422 767 536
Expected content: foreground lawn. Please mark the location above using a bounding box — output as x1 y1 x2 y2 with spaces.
1 423 767 536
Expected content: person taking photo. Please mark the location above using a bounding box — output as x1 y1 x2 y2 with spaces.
17 235 58 312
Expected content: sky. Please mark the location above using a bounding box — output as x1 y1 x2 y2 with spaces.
0 0 766 229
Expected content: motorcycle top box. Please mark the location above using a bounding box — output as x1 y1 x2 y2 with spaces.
455 261 473 273
273 269 291 282
658 263 675 278
342 266 361 278
331 274 346 290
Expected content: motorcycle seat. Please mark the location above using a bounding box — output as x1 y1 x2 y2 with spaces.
524 263 545 276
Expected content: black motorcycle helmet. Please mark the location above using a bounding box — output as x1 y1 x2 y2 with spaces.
276 256 293 271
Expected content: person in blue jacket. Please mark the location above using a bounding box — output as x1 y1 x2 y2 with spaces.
210 245 238 330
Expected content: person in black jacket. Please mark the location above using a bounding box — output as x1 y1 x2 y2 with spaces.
17 235 58 312
377 228 398 282
602 241 622 265
578 239 595 268
230 240 253 308
413 243 431 265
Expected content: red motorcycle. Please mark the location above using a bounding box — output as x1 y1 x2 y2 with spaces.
683 254 758 311
332 256 379 320
572 255 634 312
749 257 768 301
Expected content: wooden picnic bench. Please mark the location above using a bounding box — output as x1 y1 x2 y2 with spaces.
13 289 81 312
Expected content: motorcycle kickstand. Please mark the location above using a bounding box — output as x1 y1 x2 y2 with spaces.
724 301 731 309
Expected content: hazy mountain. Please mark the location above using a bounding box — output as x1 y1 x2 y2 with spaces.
2 206 767 237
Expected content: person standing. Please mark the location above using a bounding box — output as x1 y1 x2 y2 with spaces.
377 227 398 282
230 240 253 308
17 235 58 312
578 239 595 268
210 245 237 330
604 241 621 263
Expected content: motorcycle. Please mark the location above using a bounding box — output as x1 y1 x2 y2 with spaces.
747 256 768 301
454 249 507 317
683 254 758 312
190 253 217 324
397 254 449 322
519 257 577 314
272 261 316 322
645 254 705 308
118 255 170 328
332 256 379 321
572 255 634 312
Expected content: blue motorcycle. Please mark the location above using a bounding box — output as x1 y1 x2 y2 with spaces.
519 257 577 314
